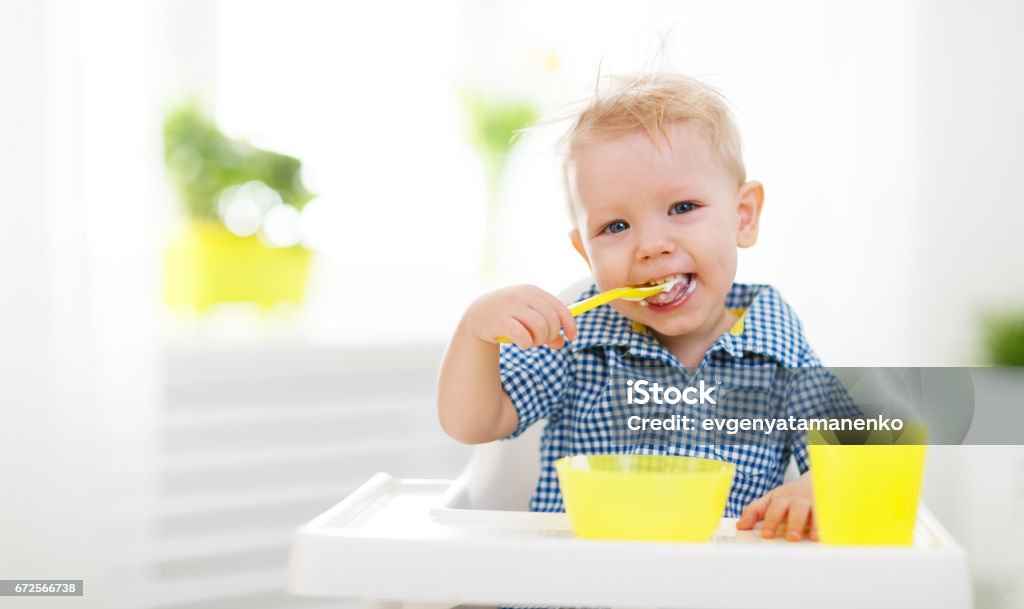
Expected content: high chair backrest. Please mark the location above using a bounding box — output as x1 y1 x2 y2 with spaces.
453 420 546 511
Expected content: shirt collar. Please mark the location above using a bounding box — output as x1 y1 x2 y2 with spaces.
565 282 805 368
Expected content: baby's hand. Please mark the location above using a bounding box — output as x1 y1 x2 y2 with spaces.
464 285 578 350
736 471 818 542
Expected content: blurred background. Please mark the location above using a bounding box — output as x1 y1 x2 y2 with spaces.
1 0 1023 607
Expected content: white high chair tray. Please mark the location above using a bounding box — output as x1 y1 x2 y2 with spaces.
288 473 972 609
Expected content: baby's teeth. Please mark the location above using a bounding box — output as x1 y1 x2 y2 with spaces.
644 273 691 288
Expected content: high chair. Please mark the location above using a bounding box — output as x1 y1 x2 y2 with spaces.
287 281 972 609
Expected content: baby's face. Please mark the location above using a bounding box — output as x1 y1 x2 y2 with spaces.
568 121 763 343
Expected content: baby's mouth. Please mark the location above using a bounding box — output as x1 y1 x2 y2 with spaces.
639 273 696 307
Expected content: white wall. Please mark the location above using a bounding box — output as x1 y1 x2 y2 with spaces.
913 0 1024 365
0 1 163 607
913 2 1024 605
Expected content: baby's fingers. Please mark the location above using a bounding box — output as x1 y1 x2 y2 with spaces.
530 297 576 349
760 496 789 539
544 292 578 342
502 319 535 350
737 494 770 530
515 308 554 348
529 303 565 349
785 499 812 541
544 325 566 350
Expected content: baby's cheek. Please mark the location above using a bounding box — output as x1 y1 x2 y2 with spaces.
699 239 738 273
589 262 625 291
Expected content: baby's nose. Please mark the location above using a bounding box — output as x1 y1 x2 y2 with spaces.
636 234 676 261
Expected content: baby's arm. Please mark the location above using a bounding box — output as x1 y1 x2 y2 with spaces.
437 285 577 444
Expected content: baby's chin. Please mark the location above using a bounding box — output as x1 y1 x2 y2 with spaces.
644 315 712 340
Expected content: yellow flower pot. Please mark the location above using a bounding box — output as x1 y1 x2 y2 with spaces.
164 220 311 312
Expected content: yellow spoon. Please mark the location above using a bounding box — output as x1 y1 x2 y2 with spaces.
497 278 682 344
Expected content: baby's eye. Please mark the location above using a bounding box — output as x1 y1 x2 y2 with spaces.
602 220 629 235
670 201 697 215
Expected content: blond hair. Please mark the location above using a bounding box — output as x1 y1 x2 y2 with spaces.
560 73 745 225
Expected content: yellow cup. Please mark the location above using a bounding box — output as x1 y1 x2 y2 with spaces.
808 425 926 546
555 454 735 542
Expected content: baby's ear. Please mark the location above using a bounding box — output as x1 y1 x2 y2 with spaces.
736 181 764 248
569 229 591 267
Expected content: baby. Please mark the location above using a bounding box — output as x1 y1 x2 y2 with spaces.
438 73 830 542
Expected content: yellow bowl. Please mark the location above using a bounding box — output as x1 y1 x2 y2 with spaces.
555 454 735 542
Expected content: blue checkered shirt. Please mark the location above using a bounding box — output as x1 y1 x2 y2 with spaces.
500 282 850 517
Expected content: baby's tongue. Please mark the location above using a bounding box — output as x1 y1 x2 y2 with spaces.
646 276 689 304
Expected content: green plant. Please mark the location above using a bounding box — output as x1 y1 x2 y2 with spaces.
460 93 539 188
163 102 315 221
458 92 539 278
981 312 1024 366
